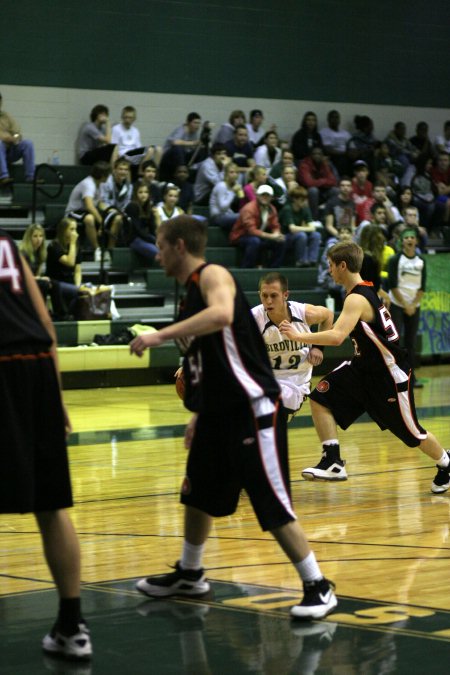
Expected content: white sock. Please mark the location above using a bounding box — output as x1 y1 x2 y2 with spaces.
294 551 322 582
323 439 339 447
180 541 205 570
437 451 450 468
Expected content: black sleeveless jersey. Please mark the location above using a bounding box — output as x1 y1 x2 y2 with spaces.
176 263 280 414
348 282 407 372
0 230 52 354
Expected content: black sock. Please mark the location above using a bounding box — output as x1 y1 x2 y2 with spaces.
57 597 82 635
323 443 341 462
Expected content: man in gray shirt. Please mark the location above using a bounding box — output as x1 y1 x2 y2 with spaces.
194 143 229 204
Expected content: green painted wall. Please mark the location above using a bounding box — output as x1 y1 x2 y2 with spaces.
3 0 450 107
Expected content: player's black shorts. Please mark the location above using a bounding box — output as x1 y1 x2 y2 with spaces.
180 398 296 531
309 360 427 447
0 351 73 513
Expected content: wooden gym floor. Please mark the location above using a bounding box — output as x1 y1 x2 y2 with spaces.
1 364 449 674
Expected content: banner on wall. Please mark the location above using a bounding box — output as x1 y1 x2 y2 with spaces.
419 253 450 356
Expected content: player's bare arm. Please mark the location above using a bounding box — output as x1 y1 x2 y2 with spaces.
304 304 334 365
280 294 370 346
130 265 236 357
21 255 72 434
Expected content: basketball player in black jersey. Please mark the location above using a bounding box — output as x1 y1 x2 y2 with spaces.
0 230 92 660
130 215 338 620
279 241 450 492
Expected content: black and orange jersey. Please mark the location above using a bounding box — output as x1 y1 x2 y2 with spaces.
348 282 407 373
176 263 280 414
0 229 52 354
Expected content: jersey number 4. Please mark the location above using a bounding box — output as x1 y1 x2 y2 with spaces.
379 306 399 342
0 238 22 293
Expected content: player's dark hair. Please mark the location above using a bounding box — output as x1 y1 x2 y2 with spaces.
327 241 363 273
160 215 207 256
258 272 288 292
55 217 76 247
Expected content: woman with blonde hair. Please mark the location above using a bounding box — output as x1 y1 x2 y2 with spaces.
20 223 66 319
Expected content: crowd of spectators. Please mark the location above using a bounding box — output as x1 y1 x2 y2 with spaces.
5 99 450 273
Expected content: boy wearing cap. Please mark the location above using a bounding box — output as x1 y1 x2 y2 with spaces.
230 184 285 267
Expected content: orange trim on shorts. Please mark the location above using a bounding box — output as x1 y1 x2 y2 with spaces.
0 351 52 363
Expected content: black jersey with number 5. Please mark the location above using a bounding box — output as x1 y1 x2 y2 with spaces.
0 230 51 354
176 263 280 414
348 282 407 373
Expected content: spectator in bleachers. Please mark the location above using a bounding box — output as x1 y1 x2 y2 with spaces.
111 106 161 177
241 165 268 206
253 131 282 169
100 157 133 212
324 176 355 238
229 185 285 268
362 182 399 230
159 112 204 181
65 161 122 262
374 142 404 193
224 125 255 182
273 165 299 208
0 92 36 184
291 111 323 163
351 160 373 223
193 143 228 205
320 110 351 177
45 218 90 316
385 122 419 174
411 155 437 232
19 223 66 319
298 147 338 220
410 121 435 161
434 121 450 154
155 184 184 222
354 204 389 244
209 162 243 232
78 104 117 166
359 225 393 305
430 151 450 229
246 109 272 147
124 183 159 264
215 109 246 145
140 160 162 204
347 115 378 173
269 148 296 180
172 165 195 214
279 186 322 267
392 203 428 253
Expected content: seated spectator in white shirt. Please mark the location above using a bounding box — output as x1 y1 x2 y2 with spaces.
65 161 122 262
111 106 161 177
320 109 351 177
246 109 271 147
194 143 229 204
254 131 282 170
